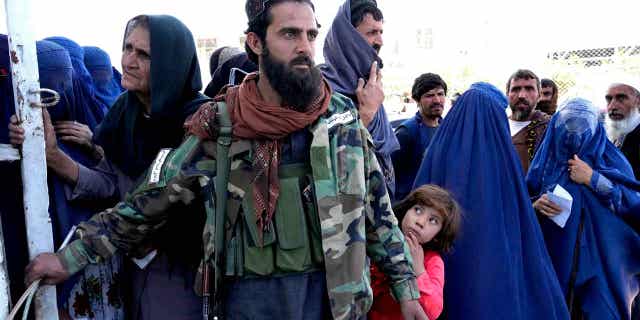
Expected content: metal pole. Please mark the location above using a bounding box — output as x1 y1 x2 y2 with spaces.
4 0 59 318
0 212 10 318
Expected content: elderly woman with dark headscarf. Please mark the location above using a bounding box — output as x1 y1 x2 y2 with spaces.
413 82 570 320
10 15 209 320
83 46 125 108
527 98 640 319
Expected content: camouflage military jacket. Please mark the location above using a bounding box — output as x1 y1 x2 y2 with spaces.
57 93 420 319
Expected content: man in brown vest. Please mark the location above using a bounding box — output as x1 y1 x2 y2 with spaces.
506 69 550 174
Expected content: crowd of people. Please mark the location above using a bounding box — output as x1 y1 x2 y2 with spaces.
1 0 639 319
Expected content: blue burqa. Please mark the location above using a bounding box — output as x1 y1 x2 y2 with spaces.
83 46 124 108
527 98 640 319
45 37 108 128
413 83 570 319
37 40 111 244
321 0 399 197
37 39 115 306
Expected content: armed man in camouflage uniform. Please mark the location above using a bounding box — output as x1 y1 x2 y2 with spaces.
26 1 426 319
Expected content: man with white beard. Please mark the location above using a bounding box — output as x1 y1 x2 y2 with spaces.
605 82 640 179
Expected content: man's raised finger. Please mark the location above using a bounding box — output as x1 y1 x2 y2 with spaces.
368 61 378 83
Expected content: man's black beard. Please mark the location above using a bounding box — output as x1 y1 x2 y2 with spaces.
537 100 557 115
372 43 381 54
261 48 322 112
421 103 443 120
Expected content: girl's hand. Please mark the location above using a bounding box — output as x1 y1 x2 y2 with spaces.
406 232 425 276
568 155 593 186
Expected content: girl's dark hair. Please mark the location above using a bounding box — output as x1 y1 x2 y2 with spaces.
393 184 461 253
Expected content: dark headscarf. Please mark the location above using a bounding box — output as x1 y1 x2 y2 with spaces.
413 83 570 320
93 15 209 179
204 52 256 98
0 34 14 144
83 46 125 108
44 37 107 129
320 0 399 157
527 98 640 318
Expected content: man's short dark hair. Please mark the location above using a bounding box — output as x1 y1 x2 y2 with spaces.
244 0 315 64
351 2 383 28
506 69 540 93
411 73 447 102
541 78 558 95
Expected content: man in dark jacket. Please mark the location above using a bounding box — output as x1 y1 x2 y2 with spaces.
392 73 446 201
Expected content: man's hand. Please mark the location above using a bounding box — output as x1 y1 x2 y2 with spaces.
533 194 562 217
356 60 384 127
568 155 593 186
54 120 93 150
400 300 429 320
406 232 425 276
25 253 69 285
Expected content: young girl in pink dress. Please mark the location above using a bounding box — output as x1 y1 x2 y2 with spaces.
369 185 461 320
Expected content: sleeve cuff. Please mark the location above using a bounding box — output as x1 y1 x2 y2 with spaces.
589 171 600 189
390 278 421 301
56 240 91 276
589 171 613 196
366 111 380 133
69 163 92 200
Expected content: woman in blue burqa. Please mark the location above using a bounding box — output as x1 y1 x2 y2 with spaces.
36 39 124 319
527 98 640 319
44 36 108 127
413 82 570 319
83 46 125 108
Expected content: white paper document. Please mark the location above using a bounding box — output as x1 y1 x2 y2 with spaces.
546 184 573 228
